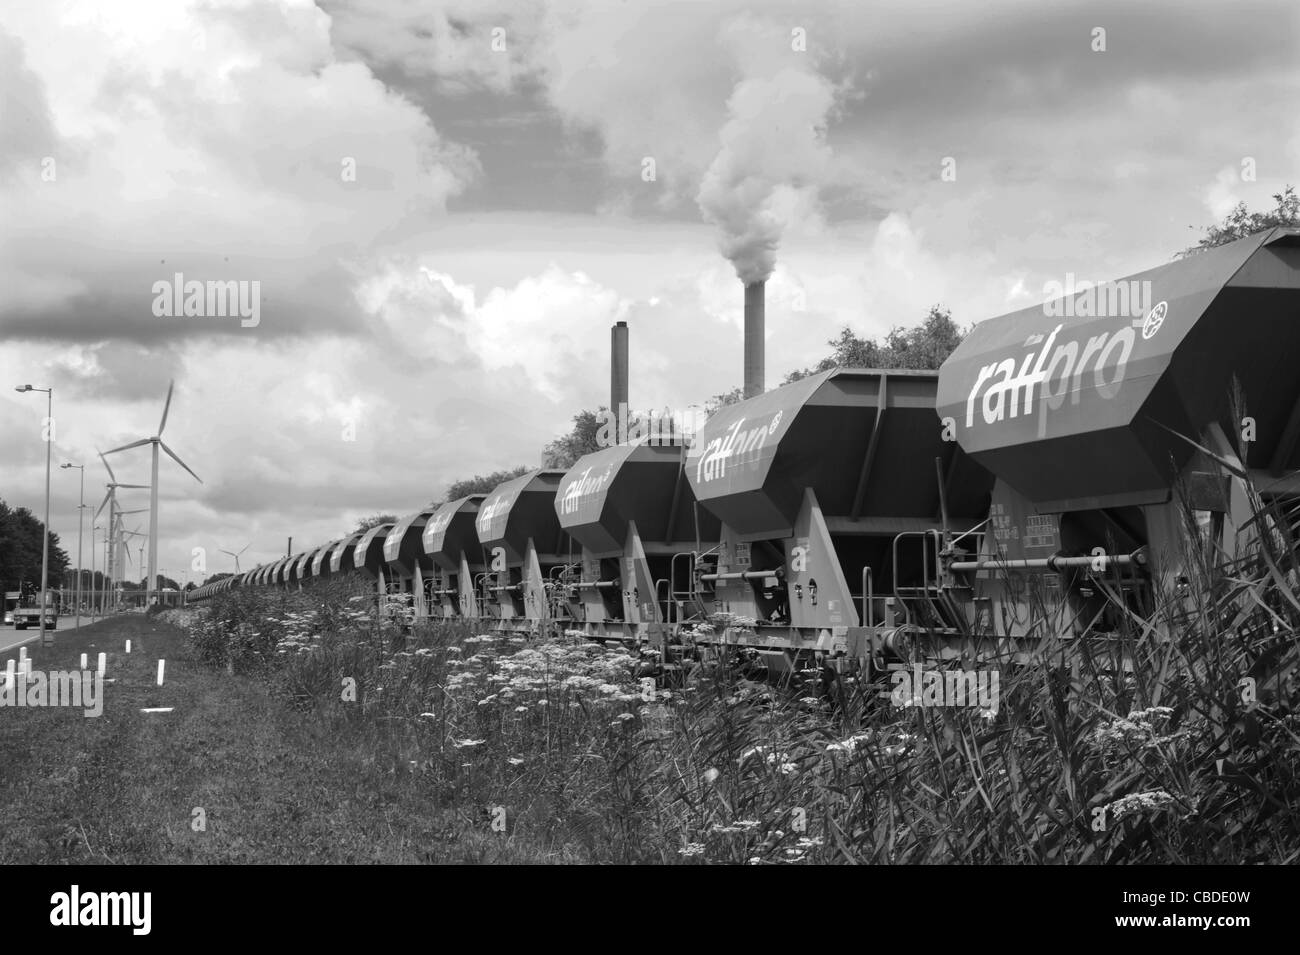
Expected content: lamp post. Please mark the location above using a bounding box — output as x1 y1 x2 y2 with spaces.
60 462 85 631
15 384 53 647
91 522 99 618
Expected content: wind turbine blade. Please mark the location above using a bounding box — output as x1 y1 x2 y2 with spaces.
98 450 117 482
159 440 203 484
159 380 174 436
220 550 235 557
238 544 250 556
118 483 151 489
105 437 152 455
95 490 112 519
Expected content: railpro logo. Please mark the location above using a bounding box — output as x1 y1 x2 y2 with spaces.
476 494 510 534
558 464 614 515
50 886 151 935
425 508 454 540
695 411 784 483
963 303 1166 439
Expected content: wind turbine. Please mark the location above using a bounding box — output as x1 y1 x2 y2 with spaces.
103 380 202 606
221 543 251 574
94 451 150 600
122 527 148 594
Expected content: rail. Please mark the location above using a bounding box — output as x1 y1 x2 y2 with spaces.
700 570 779 582
948 550 1145 572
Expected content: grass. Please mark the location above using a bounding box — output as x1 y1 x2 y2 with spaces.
2 468 1299 863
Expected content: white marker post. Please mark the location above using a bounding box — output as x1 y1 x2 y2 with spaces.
125 639 131 653
18 646 26 664
80 653 88 669
18 659 30 684
157 659 165 686
96 652 106 677
3 659 12 691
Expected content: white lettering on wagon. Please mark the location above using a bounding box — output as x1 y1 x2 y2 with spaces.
963 318 1145 439
695 411 783 484
559 464 614 515
477 495 510 533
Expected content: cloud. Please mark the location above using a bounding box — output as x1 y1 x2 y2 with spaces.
1203 166 1243 220
0 0 480 345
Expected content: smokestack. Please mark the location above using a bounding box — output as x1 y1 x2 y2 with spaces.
743 281 765 398
611 321 629 442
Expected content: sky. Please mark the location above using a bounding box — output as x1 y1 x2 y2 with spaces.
1 0 1297 584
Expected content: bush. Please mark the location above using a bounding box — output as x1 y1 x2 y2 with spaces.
171 482 1300 863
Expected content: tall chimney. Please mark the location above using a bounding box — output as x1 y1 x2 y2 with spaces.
611 320 629 442
743 281 765 398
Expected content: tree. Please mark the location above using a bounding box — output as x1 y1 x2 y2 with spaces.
353 513 398 535
542 408 606 469
784 304 966 383
0 498 69 594
705 387 745 415
445 466 530 501
1181 185 1298 257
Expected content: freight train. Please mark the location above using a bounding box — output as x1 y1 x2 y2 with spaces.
189 227 1300 675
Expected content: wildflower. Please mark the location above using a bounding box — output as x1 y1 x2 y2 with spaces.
507 757 525 766
418 712 437 719
678 843 706 858
514 706 528 713
825 732 874 754
702 767 720 785
453 738 486 748
1104 789 1179 821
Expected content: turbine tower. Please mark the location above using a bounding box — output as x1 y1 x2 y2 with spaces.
221 543 250 574
103 380 202 606
94 451 150 608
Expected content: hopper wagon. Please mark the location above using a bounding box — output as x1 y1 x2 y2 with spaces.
475 469 579 632
352 522 394 588
283 553 305 589
422 494 488 619
556 440 721 644
926 226 1300 657
328 532 365 577
308 541 339 580
685 366 991 673
384 507 438 616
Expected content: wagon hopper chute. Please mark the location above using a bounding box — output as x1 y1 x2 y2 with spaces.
557 440 721 643
475 469 578 631
422 495 488 620
686 366 991 668
384 506 438 618
935 227 1300 644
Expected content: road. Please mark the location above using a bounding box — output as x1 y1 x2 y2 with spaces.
0 616 112 654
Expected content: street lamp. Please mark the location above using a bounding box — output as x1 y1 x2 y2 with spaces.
61 462 85 632
91 522 100 618
15 384 54 647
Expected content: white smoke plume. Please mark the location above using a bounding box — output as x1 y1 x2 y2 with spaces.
696 67 838 285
